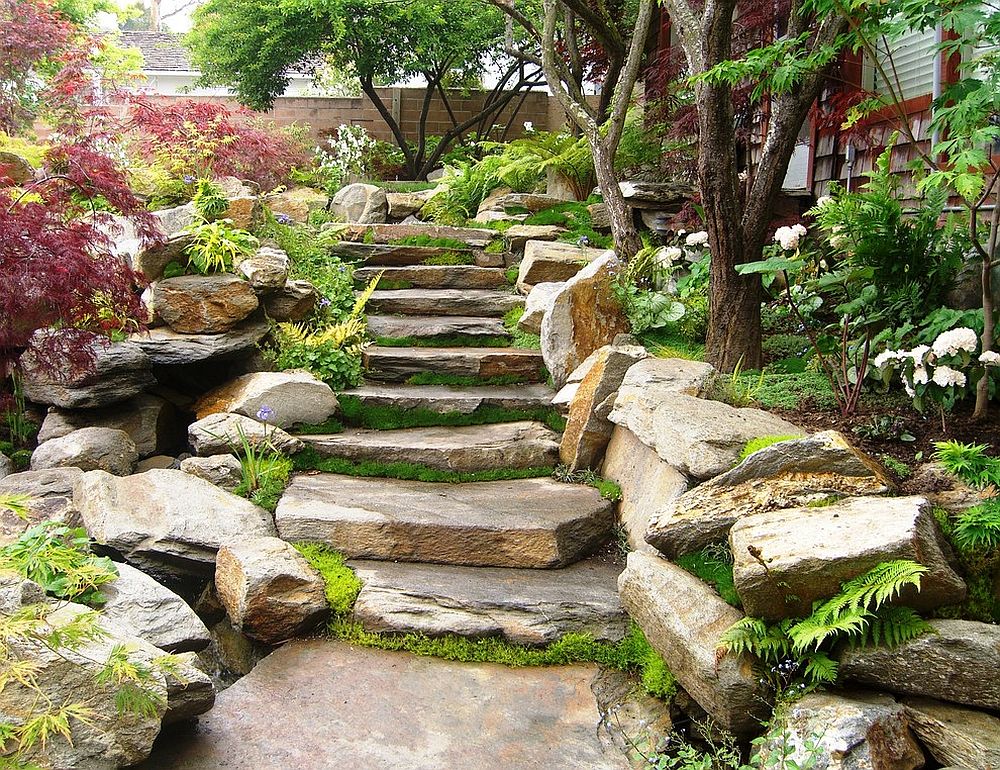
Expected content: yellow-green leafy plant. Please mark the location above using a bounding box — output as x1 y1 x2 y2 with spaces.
182 219 259 274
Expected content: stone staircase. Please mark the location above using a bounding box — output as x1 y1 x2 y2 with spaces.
277 224 625 645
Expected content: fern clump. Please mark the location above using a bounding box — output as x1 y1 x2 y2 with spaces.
720 560 932 688
934 440 1000 489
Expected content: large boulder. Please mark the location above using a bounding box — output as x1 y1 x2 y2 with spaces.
100 562 211 653
266 187 329 223
0 468 82 544
37 394 177 459
756 691 924 770
730 496 966 620
263 279 320 321
541 253 631 389
617 550 768 736
0 452 13 481
133 232 193 282
614 357 717 401
75 469 276 580
0 149 34 184
152 274 259 335
188 412 305 456
903 697 1000 770
180 454 244 492
217 176 260 229
20 337 153 409
608 391 803 481
130 320 269 366
331 183 388 224
385 192 427 221
559 344 649 471
839 619 1000 711
505 225 565 252
518 281 564 335
31 427 138 476
194 371 339 429
601 426 686 551
0 601 168 770
215 536 328 645
153 201 199 236
236 246 291 293
646 431 892 559
517 240 607 292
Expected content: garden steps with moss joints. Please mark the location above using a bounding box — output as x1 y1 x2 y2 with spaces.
325 222 500 248
349 556 627 645
367 314 510 341
331 241 503 268
297 421 559 472
354 265 509 290
367 289 523 318
274 474 614 568
363 346 547 383
344 382 554 414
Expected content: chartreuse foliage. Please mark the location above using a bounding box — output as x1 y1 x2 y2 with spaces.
934 441 1000 552
739 435 801 463
292 543 363 614
720 561 931 687
334 395 566 433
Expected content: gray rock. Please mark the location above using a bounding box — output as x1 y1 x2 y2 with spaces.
0 575 46 614
617 550 768 736
262 279 320 321
355 264 507 290
364 346 545 384
180 454 244 492
236 246 291 292
505 225 565 252
193 370 339 429
517 239 607 292
161 651 217 725
343 382 553 415
276 474 613 569
215 536 328 645
133 232 193 282
100 562 211 652
541 254 631 389
20 336 153 409
301 421 559 473
217 176 260 229
385 191 427 220
37 394 176 459
903 697 1000 770
730 496 967 620
136 455 175 472
188 412 304 456
0 468 82 544
153 201 199 236
608 390 803 481
368 288 522 318
839 619 1000 711
560 344 650 472
351 557 626 645
330 222 497 248
75 469 276 579
152 274 259 335
31 427 138 475
756 690 924 770
130 320 269 365
476 191 564 220
0 150 34 184
331 183 388 224
266 187 329 223
614 357 717 401
0 452 12 481
367 313 508 342
518 281 564 334
591 667 673 761
647 431 893 559
601 425 687 551
618 180 692 209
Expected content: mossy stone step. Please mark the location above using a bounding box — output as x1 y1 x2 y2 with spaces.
298 421 559 472
363 346 546 383
332 242 501 268
368 289 523 318
345 383 554 414
350 556 627 645
274 474 614 568
367 315 509 341
329 222 499 248
355 265 508 290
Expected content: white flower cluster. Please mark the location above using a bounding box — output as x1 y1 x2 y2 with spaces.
981 350 1000 366
932 327 979 357
873 328 984 399
773 223 807 251
317 124 376 183
685 231 709 247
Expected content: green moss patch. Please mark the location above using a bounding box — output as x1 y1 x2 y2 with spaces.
738 434 801 463
404 372 532 387
337 395 566 432
293 543 363 614
503 307 541 350
676 548 741 608
292 449 554 484
374 334 512 348
421 253 478 266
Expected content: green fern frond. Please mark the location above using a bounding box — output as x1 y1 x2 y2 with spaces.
800 651 839 684
789 606 872 653
953 500 1000 552
860 606 932 648
350 272 382 318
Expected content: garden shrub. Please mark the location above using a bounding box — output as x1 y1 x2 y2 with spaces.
182 219 259 274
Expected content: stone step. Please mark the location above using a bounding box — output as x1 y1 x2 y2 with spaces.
367 289 522 318
363 346 546 383
298 422 559 472
367 315 509 341
333 242 501 268
350 556 627 645
274 475 613 568
330 222 500 248
355 265 508 290
343 383 554 414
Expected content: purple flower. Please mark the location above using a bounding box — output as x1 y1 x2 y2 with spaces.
318 297 331 309
256 405 275 422
183 175 196 184
275 213 292 225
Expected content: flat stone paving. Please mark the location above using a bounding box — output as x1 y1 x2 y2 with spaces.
140 640 629 770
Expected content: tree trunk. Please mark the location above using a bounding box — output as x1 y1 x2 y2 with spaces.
975 200 1000 420
593 139 641 259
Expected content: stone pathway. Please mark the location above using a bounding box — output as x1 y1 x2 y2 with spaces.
140 640 629 770
279 224 626 643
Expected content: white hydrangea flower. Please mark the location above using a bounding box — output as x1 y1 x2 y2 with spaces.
816 195 833 207
980 350 1000 366
932 327 979 357
932 366 967 388
913 367 929 385
873 350 899 368
910 345 931 364
685 231 709 247
657 246 684 266
773 224 806 251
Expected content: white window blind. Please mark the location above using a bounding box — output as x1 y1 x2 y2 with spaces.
871 28 938 101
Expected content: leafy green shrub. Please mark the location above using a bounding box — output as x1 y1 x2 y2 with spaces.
293 543 363 614
720 561 931 688
0 523 118 606
191 178 229 221
182 219 259 274
269 319 366 389
231 424 293 513
932 507 1000 623
523 201 613 249
934 440 1000 488
763 334 811 362
613 247 686 335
